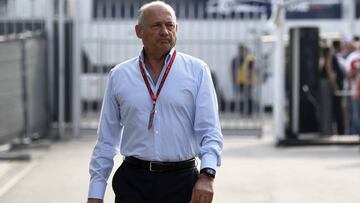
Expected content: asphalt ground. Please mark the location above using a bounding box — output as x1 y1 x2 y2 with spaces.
0 123 359 203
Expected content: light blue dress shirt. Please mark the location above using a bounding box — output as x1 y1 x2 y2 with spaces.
88 48 223 199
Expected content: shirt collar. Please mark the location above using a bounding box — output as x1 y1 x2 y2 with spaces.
139 47 176 64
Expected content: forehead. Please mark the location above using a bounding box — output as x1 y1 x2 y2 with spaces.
143 5 175 24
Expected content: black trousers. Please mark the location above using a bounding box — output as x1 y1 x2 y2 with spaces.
112 161 198 203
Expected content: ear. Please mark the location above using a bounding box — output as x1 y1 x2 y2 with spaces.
135 25 142 39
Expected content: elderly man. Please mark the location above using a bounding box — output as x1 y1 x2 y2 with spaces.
87 1 223 203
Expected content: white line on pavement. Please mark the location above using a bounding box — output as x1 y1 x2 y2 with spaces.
0 161 38 197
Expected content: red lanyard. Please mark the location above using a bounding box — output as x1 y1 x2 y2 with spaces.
139 51 177 102
139 51 177 129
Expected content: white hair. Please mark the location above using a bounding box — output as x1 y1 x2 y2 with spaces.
137 1 176 27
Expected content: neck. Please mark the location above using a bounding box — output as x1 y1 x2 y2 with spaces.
143 50 169 83
144 48 169 63
144 52 166 71
146 55 166 69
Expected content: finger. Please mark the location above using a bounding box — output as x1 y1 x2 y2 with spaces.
206 196 212 203
199 193 213 203
209 194 213 203
190 190 200 203
198 195 207 203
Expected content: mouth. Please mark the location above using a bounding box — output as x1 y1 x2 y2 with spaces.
159 39 170 43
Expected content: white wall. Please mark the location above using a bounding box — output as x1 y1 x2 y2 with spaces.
6 0 49 18
4 0 78 19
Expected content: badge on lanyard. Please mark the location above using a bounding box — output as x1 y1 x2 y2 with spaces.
139 51 177 130
148 102 156 129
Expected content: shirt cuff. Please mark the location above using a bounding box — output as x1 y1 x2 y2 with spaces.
88 181 107 200
200 153 219 170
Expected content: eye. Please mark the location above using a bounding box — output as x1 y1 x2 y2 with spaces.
166 23 175 30
151 24 161 30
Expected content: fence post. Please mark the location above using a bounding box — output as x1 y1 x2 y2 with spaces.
46 0 55 131
20 37 30 143
272 2 286 142
72 0 81 136
58 0 65 137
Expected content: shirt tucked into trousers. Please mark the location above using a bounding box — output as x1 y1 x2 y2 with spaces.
88 48 223 200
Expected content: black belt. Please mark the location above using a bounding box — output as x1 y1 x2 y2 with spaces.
124 156 196 172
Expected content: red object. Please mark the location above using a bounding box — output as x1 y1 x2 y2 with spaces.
138 51 177 129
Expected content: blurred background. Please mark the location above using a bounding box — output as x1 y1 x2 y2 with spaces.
0 0 360 202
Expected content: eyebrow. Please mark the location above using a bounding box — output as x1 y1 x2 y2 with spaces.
150 20 174 25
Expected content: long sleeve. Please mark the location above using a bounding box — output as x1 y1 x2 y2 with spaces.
194 65 223 170
88 69 123 199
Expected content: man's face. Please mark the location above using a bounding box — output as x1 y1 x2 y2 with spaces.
136 5 177 56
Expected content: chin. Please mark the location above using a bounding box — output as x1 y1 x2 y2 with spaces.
158 45 171 52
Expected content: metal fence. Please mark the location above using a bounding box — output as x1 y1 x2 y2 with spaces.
0 32 48 144
77 0 269 136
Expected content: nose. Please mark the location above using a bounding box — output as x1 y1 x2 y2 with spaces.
159 24 169 36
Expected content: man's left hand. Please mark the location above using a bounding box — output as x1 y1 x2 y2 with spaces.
190 173 214 203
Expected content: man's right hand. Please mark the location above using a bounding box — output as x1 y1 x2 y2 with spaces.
87 198 103 203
